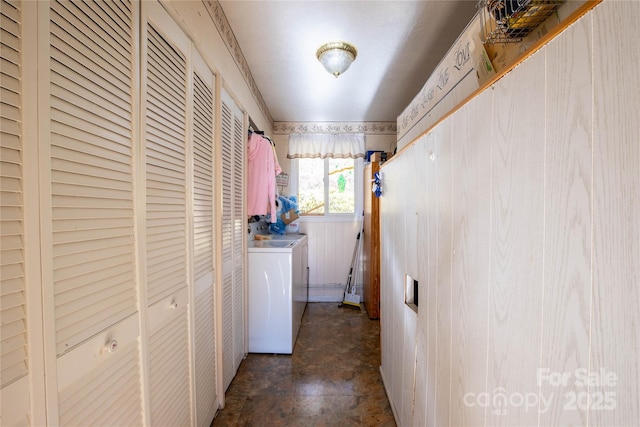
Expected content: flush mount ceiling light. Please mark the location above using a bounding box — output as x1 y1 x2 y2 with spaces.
316 41 358 78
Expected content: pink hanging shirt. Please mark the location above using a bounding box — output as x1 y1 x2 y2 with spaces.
247 133 277 222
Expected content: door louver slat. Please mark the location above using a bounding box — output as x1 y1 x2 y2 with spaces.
221 273 234 389
58 339 142 426
193 72 214 279
232 114 244 372
59 341 142 426
50 25 129 87
149 309 191 427
93 0 131 36
220 100 233 263
49 0 136 355
54 0 130 67
195 285 217 425
0 0 27 388
220 96 235 390
145 23 187 305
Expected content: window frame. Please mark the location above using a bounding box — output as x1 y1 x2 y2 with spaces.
291 157 364 220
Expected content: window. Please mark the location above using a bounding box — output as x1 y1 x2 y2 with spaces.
287 133 365 217
298 158 357 215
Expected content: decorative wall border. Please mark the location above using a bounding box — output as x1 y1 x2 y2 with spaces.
203 1 273 125
273 121 397 135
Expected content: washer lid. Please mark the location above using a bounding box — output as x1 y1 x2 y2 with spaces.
248 239 297 252
252 240 294 248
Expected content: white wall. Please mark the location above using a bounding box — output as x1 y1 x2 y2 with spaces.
380 1 640 425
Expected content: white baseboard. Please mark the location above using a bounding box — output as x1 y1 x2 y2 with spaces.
307 295 343 303
380 366 400 426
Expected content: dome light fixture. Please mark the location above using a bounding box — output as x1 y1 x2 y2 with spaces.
316 41 358 78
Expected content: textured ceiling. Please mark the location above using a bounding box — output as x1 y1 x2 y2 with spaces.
219 1 479 123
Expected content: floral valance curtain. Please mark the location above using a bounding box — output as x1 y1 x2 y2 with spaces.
287 133 365 159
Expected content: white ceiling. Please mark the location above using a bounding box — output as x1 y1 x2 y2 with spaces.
219 1 479 124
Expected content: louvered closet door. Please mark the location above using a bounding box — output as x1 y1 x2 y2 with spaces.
231 107 245 370
220 89 235 390
191 50 219 427
0 0 30 424
220 88 245 390
47 0 143 425
142 2 192 426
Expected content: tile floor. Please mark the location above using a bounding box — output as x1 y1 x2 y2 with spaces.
211 302 397 426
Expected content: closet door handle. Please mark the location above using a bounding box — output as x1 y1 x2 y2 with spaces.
106 340 119 353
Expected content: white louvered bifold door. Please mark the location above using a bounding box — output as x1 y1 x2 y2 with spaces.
191 50 218 427
142 2 192 426
231 107 245 372
220 88 245 391
47 0 143 425
220 89 246 389
0 0 30 424
220 89 234 390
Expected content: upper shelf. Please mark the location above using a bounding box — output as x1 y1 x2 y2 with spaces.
395 1 597 151
479 0 565 44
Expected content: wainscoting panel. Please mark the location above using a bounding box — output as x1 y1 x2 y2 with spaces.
424 131 439 426
380 3 640 424
486 47 545 427
539 14 592 426
399 144 417 426
434 117 453 427
378 154 407 421
299 219 361 301
449 89 492 426
412 135 429 426
591 2 640 424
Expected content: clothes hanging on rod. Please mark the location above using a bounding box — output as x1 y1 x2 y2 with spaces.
247 132 280 222
263 135 282 176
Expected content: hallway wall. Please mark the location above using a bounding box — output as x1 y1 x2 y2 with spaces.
379 1 640 425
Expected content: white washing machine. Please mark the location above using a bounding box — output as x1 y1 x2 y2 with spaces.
247 234 308 354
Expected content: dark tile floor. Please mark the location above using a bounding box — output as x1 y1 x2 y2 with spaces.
211 302 397 427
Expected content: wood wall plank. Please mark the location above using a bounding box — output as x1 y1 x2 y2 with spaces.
412 135 429 426
591 1 640 424
400 308 417 426
539 14 592 425
434 118 452 426
378 156 406 420
425 131 440 426
302 222 321 286
379 180 394 408
389 162 406 414
449 89 492 426
323 221 337 285
400 145 417 426
486 49 545 426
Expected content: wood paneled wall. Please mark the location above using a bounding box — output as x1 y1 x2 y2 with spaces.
379 2 640 425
